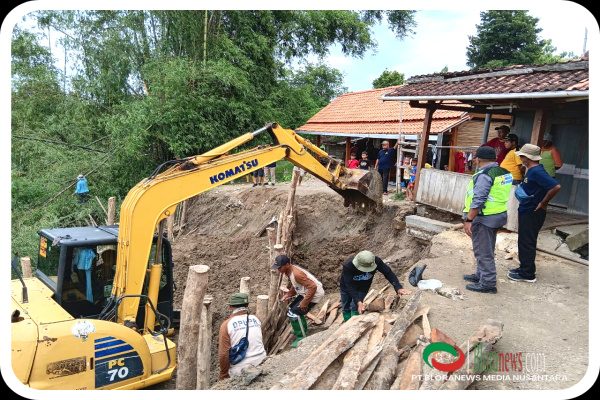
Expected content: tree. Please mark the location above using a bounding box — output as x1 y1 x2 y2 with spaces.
372 69 404 88
466 11 570 69
440 65 448 73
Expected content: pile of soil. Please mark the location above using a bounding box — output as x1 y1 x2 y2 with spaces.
165 181 425 386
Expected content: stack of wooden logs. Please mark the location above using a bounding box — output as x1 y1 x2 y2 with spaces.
270 289 504 390
260 169 302 352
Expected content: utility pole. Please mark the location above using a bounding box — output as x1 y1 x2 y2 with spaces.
583 27 588 55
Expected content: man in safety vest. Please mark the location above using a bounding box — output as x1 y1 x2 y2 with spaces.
463 146 512 293
272 254 324 347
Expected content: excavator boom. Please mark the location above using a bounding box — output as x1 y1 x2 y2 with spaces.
112 123 382 327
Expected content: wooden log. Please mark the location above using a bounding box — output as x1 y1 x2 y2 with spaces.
367 314 385 351
440 319 504 390
267 227 277 263
166 214 174 242
399 322 424 348
239 276 250 296
329 312 345 329
20 257 32 278
383 293 396 312
256 294 269 323
391 344 424 390
332 330 371 389
366 298 385 312
315 299 330 321
311 355 345 389
355 352 382 390
422 313 431 339
323 308 338 328
272 313 379 390
368 345 412 390
180 199 188 230
176 265 210 390
359 291 421 389
362 289 376 305
196 295 213 389
284 169 301 221
107 196 116 225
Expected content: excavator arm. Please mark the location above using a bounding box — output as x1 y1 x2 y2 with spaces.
111 123 382 328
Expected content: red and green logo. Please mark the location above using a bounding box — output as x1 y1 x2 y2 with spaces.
423 342 466 372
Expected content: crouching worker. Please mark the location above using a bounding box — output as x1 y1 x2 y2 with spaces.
218 293 266 380
340 250 411 321
272 254 324 347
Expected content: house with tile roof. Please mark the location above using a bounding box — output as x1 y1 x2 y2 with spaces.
297 86 509 188
382 58 589 218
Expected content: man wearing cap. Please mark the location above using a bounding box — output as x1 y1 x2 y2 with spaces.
485 125 510 164
339 250 411 321
218 292 267 380
509 144 561 283
272 254 324 347
74 174 90 203
463 146 513 293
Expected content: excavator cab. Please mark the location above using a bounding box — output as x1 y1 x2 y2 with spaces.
35 226 175 329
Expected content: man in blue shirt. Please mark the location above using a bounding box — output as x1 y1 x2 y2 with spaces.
374 140 399 195
75 174 90 203
509 144 561 283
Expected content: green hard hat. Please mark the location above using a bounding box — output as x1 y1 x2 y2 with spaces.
229 292 249 306
353 250 377 273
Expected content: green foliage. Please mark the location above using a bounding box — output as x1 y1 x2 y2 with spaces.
466 11 574 69
372 69 405 88
11 10 417 260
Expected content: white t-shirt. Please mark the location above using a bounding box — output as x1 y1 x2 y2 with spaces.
227 312 266 375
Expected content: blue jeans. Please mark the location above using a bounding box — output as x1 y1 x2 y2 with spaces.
340 288 367 312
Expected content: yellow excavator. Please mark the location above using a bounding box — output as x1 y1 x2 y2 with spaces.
10 123 382 390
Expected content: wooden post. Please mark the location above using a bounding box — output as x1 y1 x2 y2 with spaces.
345 137 351 162
167 214 174 242
267 227 279 310
176 265 210 390
257 294 269 323
20 257 32 278
414 103 435 195
196 295 213 389
107 197 116 225
180 200 188 230
316 135 321 147
531 109 547 147
448 127 457 172
239 276 250 296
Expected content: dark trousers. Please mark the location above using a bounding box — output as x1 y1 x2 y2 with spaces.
518 209 547 279
288 295 315 315
378 168 390 193
471 221 499 288
340 287 367 312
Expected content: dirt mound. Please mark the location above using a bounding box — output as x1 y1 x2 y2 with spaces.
167 182 425 386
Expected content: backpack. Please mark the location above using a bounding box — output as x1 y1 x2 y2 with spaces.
229 313 250 365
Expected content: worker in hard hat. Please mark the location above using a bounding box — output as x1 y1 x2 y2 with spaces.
339 250 411 321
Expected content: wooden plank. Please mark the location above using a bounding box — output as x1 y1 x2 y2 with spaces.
414 104 435 194
332 331 371 389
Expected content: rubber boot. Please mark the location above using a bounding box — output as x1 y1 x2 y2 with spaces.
351 310 360 317
289 317 306 348
342 310 352 322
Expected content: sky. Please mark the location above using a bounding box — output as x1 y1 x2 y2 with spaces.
321 6 594 92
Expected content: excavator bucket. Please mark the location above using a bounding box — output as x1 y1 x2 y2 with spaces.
337 168 383 212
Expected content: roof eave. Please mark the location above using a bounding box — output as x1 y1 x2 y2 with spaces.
380 90 589 102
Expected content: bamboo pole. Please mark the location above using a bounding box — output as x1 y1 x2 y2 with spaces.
20 257 32 278
196 295 213 389
176 265 210 390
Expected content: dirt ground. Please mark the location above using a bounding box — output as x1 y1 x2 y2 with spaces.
161 177 426 387
157 177 589 390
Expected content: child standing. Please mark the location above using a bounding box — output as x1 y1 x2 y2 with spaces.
359 151 371 170
346 153 359 169
406 158 418 200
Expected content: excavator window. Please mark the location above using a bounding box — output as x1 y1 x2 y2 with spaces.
60 245 117 318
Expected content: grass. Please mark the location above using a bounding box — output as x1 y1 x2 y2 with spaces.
392 191 405 201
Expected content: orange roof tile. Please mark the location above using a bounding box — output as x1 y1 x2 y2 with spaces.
297 86 467 136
